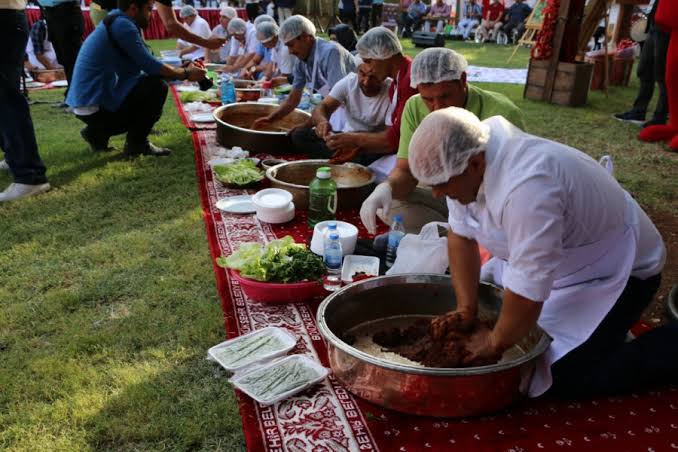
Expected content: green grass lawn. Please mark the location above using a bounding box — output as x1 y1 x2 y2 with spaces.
0 38 676 451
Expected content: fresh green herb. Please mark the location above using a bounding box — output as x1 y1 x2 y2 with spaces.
237 358 322 402
212 160 264 186
212 332 285 368
217 236 326 283
179 91 217 103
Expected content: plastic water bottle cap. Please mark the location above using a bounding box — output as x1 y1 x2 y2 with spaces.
327 222 337 230
394 214 403 223
329 233 339 240
316 167 331 179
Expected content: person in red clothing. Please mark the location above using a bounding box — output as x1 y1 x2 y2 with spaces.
475 0 504 42
323 26 418 159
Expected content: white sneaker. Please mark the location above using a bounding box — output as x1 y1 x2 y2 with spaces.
0 160 8 171
0 182 51 202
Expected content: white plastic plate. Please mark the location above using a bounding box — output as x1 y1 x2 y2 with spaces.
341 255 380 283
176 84 199 92
51 80 68 87
231 355 329 406
216 195 257 214
207 326 297 373
190 112 215 123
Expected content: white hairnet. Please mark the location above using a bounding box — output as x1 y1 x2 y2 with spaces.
254 14 276 26
219 6 237 18
279 15 316 43
355 26 402 60
408 107 490 185
257 21 279 43
410 48 469 88
227 17 247 35
180 5 197 18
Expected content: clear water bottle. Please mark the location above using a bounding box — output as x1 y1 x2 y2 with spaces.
323 231 343 291
308 167 337 228
299 91 311 110
220 75 236 105
385 215 405 268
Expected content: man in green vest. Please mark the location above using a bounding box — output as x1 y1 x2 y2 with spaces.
360 47 526 234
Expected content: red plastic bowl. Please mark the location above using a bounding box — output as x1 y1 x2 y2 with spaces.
230 270 327 304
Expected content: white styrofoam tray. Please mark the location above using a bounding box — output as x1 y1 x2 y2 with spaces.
341 255 380 283
230 354 329 406
207 326 297 373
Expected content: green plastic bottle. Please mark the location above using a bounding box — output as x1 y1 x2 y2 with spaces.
308 167 337 228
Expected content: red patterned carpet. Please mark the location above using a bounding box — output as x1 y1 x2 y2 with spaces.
190 128 678 452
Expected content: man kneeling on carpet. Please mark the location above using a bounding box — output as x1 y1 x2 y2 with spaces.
290 62 393 165
67 0 207 157
360 47 525 235
410 107 676 398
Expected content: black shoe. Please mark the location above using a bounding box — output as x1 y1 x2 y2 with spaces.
123 141 171 158
613 110 645 125
642 117 667 129
80 128 115 152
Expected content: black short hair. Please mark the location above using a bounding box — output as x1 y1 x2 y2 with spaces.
118 0 151 12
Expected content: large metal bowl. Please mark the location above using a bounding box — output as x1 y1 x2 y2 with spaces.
317 274 551 417
266 159 375 210
214 102 310 154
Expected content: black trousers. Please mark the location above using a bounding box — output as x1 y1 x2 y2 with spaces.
370 4 383 29
0 9 48 185
550 274 678 398
358 7 371 33
631 28 670 122
43 1 83 98
76 76 168 149
246 3 262 21
289 127 381 166
339 9 356 29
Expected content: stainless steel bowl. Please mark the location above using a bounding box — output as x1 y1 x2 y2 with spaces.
266 159 375 210
213 103 310 154
317 274 551 417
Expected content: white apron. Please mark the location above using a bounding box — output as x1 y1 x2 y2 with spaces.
477 190 641 396
306 43 346 132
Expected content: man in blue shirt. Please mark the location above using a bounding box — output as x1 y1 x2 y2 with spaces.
398 0 427 37
251 15 356 130
500 0 531 43
66 0 207 157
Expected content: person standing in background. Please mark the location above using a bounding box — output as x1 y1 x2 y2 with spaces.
39 0 83 100
0 0 51 201
245 0 261 21
613 0 669 129
358 0 371 33
274 0 294 25
370 0 383 29
338 0 357 30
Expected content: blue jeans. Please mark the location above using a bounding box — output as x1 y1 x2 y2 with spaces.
0 9 48 185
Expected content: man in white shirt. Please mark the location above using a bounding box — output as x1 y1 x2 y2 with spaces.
220 17 258 73
176 6 211 61
290 63 392 165
408 107 675 398
207 6 236 63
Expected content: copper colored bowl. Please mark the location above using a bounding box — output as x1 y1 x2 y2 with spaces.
213 102 310 154
265 159 375 210
317 274 551 417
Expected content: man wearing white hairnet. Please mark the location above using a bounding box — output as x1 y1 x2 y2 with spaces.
221 18 259 74
207 7 237 63
316 27 417 165
409 107 675 398
176 6 212 61
256 20 294 83
360 47 524 234
252 15 357 130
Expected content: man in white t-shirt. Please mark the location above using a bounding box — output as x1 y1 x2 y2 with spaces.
176 6 211 61
290 63 393 164
220 17 258 73
207 6 236 63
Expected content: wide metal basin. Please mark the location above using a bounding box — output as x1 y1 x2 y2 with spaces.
266 159 375 210
214 102 310 154
317 274 551 417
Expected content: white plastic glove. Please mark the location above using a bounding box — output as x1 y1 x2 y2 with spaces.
360 182 392 235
